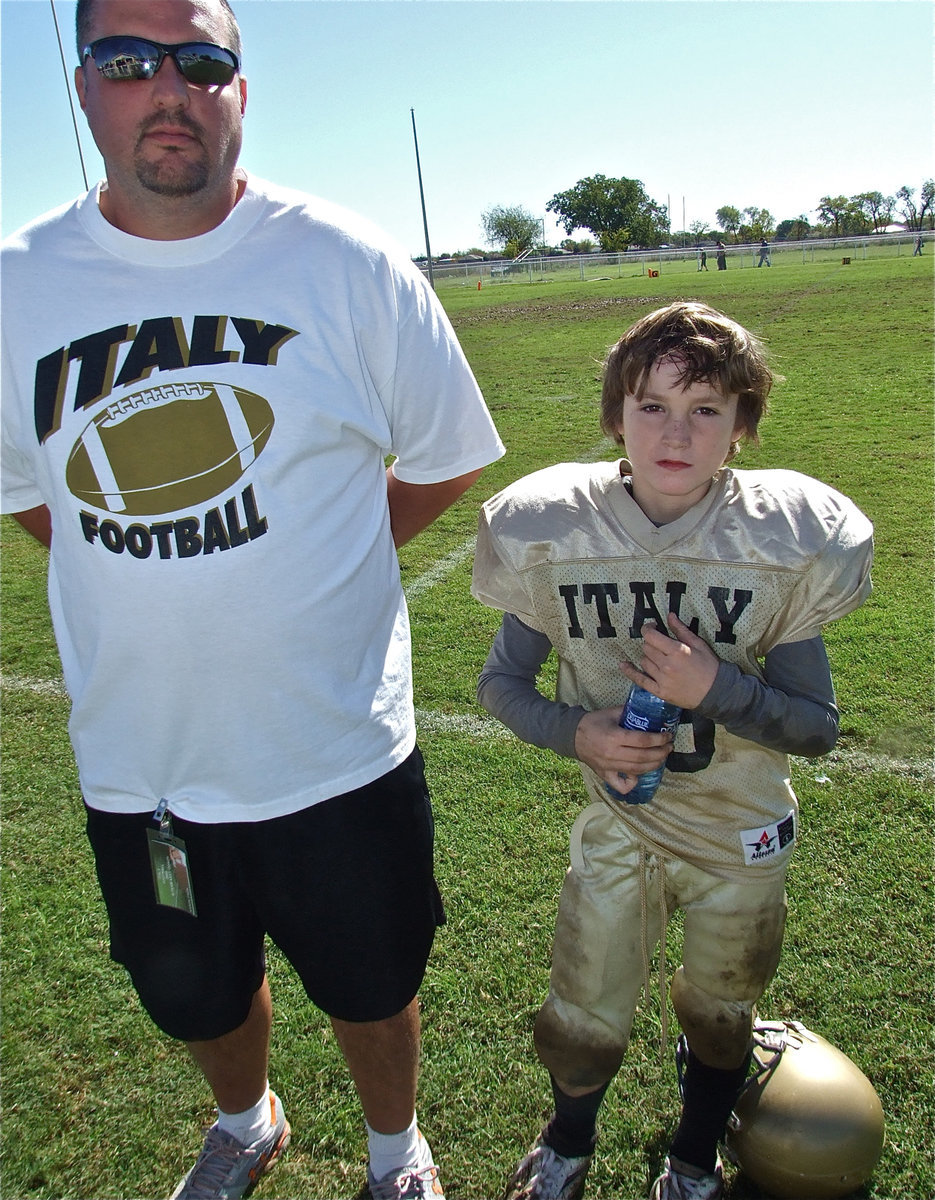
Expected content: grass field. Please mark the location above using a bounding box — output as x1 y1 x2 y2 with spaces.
1 253 932 1200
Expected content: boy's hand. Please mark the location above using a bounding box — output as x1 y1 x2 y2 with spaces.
574 708 674 796
621 613 719 709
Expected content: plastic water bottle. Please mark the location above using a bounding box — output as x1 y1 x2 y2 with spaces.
606 685 681 805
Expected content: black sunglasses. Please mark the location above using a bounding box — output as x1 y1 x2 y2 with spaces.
83 36 240 86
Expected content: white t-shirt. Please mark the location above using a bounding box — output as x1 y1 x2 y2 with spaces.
1 175 504 821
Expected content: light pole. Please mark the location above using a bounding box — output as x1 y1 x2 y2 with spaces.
410 109 434 290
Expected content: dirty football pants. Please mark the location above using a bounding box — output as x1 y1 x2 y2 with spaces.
534 802 787 1090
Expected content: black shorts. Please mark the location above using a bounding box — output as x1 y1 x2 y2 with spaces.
84 747 445 1041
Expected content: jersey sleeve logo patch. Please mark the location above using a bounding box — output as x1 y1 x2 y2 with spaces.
740 811 796 865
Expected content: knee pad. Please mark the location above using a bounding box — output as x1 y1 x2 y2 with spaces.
533 994 627 1090
670 967 753 1069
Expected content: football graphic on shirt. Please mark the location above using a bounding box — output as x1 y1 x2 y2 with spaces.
66 381 274 515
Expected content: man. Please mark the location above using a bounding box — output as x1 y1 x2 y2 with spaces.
0 3 504 1198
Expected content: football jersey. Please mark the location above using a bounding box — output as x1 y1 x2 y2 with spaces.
473 460 873 880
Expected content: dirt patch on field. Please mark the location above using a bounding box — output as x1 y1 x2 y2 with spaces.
454 294 670 325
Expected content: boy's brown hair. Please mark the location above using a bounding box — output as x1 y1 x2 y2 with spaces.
601 301 775 461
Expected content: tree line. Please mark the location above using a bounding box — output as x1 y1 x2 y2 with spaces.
474 176 934 259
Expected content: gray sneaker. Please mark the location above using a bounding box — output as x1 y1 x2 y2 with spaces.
502 1137 592 1200
649 1154 723 1200
170 1092 291 1200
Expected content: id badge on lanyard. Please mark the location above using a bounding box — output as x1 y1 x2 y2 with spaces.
146 797 198 916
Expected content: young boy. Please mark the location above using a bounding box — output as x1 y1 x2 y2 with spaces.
471 302 873 1200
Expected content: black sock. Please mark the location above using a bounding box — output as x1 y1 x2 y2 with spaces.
542 1074 610 1159
668 1046 752 1174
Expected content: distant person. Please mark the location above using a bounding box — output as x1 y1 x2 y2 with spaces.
757 238 771 267
472 301 872 1200
0 2 504 1199
715 240 727 270
913 234 923 255
697 246 708 271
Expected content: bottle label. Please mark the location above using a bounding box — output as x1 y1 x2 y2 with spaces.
622 709 680 735
660 713 680 735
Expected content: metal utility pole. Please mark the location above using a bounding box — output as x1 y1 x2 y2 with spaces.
51 0 88 189
410 109 435 290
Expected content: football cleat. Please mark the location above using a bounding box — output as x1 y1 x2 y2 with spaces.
649 1154 723 1200
502 1136 592 1200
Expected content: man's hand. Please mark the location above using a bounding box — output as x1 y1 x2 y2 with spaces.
621 613 719 710
574 707 674 796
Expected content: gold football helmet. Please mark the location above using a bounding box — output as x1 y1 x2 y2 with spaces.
723 1020 885 1198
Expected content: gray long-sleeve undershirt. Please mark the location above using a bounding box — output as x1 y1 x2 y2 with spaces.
477 613 839 761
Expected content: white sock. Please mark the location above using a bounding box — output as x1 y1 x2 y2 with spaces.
217 1083 272 1147
367 1113 427 1181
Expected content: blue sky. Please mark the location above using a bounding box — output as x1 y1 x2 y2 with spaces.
2 0 932 256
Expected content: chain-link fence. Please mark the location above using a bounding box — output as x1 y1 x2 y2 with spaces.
421 231 930 291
